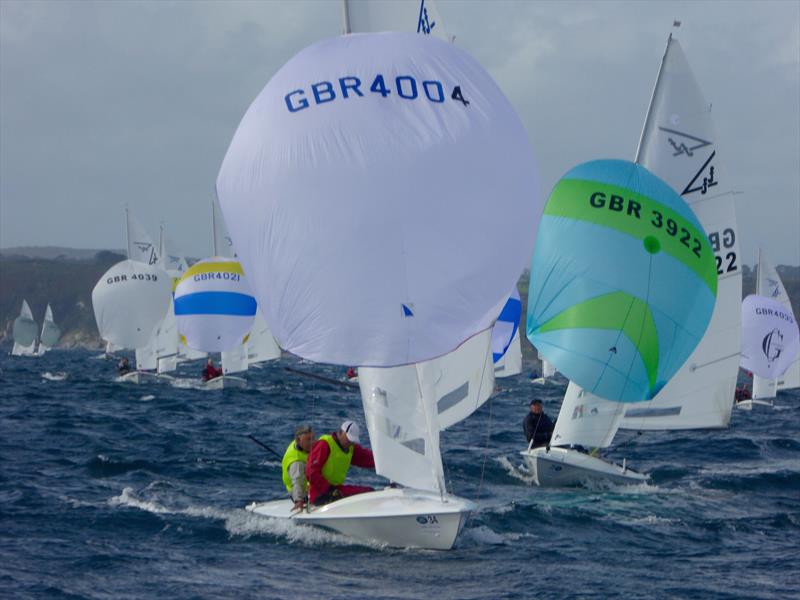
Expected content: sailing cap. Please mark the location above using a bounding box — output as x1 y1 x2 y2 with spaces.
340 420 360 444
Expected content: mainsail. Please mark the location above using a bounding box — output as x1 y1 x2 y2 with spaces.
12 300 38 357
620 34 742 430
125 208 159 265
37 304 61 355
217 32 539 494
343 0 450 41
247 310 281 365
752 248 800 397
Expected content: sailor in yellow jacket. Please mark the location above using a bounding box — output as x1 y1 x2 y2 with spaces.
281 424 315 511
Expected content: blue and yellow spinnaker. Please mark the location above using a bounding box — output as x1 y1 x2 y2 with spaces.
526 159 717 402
174 257 257 353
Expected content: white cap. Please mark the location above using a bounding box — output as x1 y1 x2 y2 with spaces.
340 420 360 444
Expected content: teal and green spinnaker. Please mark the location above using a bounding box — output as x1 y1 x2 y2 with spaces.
526 159 718 402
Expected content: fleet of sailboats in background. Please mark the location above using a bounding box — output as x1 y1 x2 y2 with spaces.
10 300 61 357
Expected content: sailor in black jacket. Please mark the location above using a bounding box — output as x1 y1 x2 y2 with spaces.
523 399 554 447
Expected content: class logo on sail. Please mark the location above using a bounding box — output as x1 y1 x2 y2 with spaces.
762 328 783 365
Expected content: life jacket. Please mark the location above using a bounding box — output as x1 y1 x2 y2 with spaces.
281 440 309 493
319 433 353 486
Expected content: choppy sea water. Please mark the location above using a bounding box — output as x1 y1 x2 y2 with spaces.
1 349 798 599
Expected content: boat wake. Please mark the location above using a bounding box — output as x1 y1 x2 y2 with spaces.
495 455 536 485
107 486 387 549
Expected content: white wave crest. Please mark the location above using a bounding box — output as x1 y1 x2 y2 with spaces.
495 455 537 485
42 371 68 381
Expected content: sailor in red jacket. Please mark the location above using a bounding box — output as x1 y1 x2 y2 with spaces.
306 420 375 506
201 358 222 382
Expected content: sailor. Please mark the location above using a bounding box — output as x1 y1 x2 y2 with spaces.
345 367 357 380
523 399 554 448
201 357 222 382
282 424 315 511
117 356 131 375
307 420 375 506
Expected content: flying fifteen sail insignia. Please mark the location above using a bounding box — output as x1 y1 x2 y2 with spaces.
658 127 712 157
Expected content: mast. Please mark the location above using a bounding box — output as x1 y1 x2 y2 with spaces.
756 246 763 296
211 198 218 256
125 206 131 260
341 0 351 34
634 32 673 163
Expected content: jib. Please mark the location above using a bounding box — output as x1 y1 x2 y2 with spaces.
589 192 641 218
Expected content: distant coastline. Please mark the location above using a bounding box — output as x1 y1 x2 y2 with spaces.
1 247 798 351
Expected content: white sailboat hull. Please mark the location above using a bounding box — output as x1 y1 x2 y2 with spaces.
202 375 247 390
520 446 648 487
246 487 474 550
118 371 173 385
734 399 774 411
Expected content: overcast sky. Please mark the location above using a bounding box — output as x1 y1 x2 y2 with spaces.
1 0 798 266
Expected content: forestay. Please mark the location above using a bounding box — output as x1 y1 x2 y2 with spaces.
753 248 800 397
527 159 717 403
92 260 172 349
621 35 742 430
217 32 540 367
12 300 38 356
740 295 799 381
174 258 256 353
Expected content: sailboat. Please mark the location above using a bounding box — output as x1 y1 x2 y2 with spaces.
524 158 718 487
738 247 800 407
219 31 539 548
36 304 61 355
530 352 557 385
92 259 173 383
11 300 38 356
113 208 174 383
617 30 742 432
738 293 799 410
173 254 257 390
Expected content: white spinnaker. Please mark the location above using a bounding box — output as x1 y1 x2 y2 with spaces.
92 260 172 350
37 304 60 355
550 383 625 450
620 35 741 431
740 295 799 381
12 299 38 356
126 208 159 265
753 248 800 397
247 310 281 365
344 0 450 41
217 33 540 367
222 343 249 375
494 328 522 378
